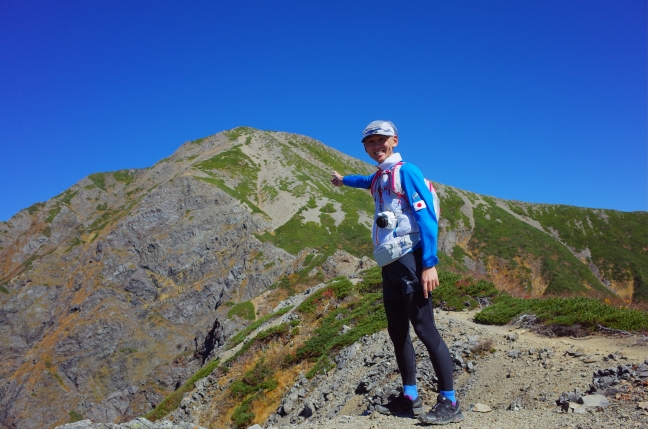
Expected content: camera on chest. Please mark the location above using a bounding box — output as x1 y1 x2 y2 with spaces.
376 211 397 230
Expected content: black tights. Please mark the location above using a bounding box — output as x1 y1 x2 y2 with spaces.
382 250 454 391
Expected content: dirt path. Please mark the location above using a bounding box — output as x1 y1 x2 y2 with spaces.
279 309 648 429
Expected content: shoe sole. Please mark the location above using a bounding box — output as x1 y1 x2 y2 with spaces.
418 411 465 425
375 406 423 417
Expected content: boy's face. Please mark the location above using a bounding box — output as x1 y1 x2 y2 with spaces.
363 134 398 164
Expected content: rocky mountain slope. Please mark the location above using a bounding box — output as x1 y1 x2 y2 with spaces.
56 287 648 429
1 127 646 428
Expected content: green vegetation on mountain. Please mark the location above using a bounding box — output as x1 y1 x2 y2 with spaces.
510 202 648 301
88 172 107 191
470 201 611 295
26 201 45 215
227 301 255 321
475 296 648 331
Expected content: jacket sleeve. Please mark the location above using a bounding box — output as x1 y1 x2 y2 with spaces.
399 163 439 268
342 173 375 189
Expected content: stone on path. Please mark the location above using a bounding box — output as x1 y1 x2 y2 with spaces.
561 402 586 414
472 403 492 413
578 394 609 408
637 401 648 411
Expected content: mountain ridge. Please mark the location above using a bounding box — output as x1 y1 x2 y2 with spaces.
0 126 646 428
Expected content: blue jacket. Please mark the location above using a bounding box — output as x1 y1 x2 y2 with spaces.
343 153 439 268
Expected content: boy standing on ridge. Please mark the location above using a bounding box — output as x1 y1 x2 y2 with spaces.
330 120 463 425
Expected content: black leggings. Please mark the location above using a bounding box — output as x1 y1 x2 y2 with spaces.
382 250 454 391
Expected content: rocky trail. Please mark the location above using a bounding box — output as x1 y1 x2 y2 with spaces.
58 300 648 429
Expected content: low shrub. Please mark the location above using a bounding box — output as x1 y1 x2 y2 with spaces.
475 296 648 332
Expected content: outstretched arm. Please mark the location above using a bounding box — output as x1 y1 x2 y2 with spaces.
331 171 375 189
331 171 345 187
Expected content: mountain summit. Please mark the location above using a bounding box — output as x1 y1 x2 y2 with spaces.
0 127 646 428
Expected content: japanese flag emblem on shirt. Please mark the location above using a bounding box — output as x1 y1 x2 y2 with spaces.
413 200 427 211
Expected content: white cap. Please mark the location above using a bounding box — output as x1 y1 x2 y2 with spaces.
362 120 398 142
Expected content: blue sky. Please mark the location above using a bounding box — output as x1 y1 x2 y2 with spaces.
1 0 646 221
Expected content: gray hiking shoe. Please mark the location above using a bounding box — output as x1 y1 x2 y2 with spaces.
418 394 464 425
375 392 423 416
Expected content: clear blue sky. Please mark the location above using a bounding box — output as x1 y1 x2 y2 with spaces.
1 0 646 221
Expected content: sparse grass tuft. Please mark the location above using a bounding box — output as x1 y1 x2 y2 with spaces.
68 411 84 423
88 173 106 191
228 301 255 321
146 358 220 421
26 202 45 215
226 306 293 350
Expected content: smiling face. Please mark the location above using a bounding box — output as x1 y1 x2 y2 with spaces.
363 134 398 164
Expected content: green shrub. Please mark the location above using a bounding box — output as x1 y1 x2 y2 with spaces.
224 323 291 367
68 411 84 423
230 359 277 398
290 289 387 378
432 272 501 311
474 296 648 332
228 301 255 321
231 398 255 428
357 266 382 293
0 285 9 294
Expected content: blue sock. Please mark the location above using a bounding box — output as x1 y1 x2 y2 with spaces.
403 384 418 400
440 390 456 405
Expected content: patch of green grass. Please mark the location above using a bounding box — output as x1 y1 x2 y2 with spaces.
65 237 82 253
42 226 51 237
68 411 84 423
224 323 291 367
57 190 78 205
227 301 255 321
88 173 106 191
96 203 108 211
320 202 336 213
439 188 471 229
191 135 210 145
26 202 45 215
113 170 135 186
437 251 469 273
194 176 266 216
46 206 61 223
270 254 327 294
146 358 220 421
432 272 502 311
224 127 255 140
475 296 648 332
0 285 9 294
226 306 293 350
119 348 137 354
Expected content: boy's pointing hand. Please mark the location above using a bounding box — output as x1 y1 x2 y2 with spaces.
331 171 344 187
